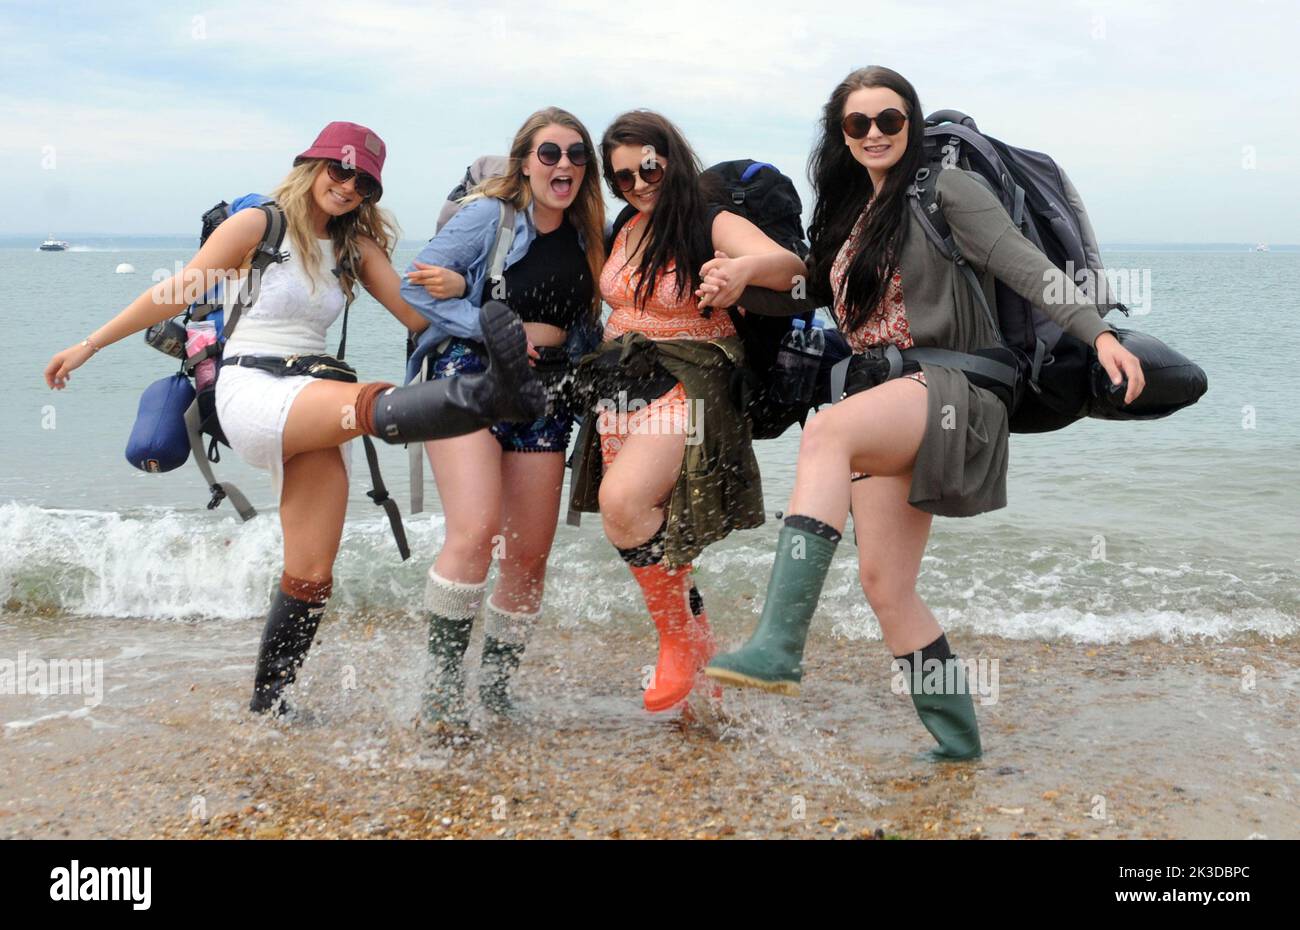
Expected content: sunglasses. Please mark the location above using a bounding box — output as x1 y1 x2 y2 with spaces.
611 161 665 194
324 160 381 202
533 142 591 167
841 108 908 139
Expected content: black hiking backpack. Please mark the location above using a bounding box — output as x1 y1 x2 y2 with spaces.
908 110 1136 432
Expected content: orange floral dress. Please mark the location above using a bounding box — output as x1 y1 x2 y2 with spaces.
832 201 926 479
597 212 732 469
602 212 736 342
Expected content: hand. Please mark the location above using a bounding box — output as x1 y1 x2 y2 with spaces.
695 251 752 310
44 341 97 390
527 337 539 366
406 262 466 300
1095 331 1145 406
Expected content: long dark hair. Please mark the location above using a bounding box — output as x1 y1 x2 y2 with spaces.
600 110 713 311
807 66 925 332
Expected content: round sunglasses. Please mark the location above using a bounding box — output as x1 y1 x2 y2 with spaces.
324 160 381 202
532 141 591 167
611 161 665 194
841 108 908 139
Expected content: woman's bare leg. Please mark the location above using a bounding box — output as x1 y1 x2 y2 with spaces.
849 473 941 656
280 379 372 459
425 431 505 583
492 451 566 613
280 446 350 581
786 378 928 532
598 429 686 549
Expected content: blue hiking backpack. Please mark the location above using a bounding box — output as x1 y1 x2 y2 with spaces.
126 195 288 520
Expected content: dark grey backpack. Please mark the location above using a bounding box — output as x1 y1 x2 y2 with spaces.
908 109 1132 432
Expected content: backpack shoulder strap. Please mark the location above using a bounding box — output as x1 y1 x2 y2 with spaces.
332 244 357 360
605 204 637 255
488 199 517 283
906 167 953 254
906 168 1004 346
182 397 256 520
222 202 288 346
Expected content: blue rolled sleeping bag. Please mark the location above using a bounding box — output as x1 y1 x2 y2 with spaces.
125 373 195 472
1088 328 1208 420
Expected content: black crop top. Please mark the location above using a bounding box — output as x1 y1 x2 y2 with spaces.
501 218 592 330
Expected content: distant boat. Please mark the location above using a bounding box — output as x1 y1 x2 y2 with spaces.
1254 243 1269 252
40 235 69 251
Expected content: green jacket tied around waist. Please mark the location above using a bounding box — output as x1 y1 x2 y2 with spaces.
568 332 765 568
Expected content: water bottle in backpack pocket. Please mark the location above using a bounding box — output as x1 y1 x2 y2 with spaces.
771 318 822 407
185 320 219 392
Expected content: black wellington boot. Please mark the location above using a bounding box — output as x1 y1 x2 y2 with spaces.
371 301 546 444
249 586 327 716
478 635 526 716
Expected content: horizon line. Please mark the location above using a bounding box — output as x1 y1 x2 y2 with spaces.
5 233 1297 249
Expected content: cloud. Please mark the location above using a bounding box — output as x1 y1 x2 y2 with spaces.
4 0 1299 240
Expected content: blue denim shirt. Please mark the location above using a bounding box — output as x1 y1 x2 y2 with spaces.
401 196 604 383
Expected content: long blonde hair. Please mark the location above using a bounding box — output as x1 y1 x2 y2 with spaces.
271 160 399 303
466 107 605 320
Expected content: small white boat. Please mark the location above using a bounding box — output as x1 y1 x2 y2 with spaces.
40 235 69 251
1254 243 1269 252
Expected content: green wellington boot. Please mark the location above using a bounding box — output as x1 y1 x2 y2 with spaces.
422 614 475 725
478 635 526 716
909 658 983 761
704 521 838 696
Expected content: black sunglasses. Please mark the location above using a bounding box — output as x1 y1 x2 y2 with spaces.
532 142 591 167
324 160 381 202
611 160 665 194
841 108 908 139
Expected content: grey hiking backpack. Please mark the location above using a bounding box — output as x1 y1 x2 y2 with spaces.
907 109 1132 432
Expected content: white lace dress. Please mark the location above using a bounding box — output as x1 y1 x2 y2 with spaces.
214 237 352 501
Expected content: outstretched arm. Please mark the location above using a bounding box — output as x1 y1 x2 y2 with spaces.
44 207 267 389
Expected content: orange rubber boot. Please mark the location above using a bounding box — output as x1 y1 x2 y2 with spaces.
630 563 714 712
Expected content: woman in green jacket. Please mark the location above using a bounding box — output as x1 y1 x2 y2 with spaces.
706 66 1146 760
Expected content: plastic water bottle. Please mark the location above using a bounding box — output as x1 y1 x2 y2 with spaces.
186 320 218 392
789 317 807 350
805 319 826 404
806 318 826 362
775 318 816 406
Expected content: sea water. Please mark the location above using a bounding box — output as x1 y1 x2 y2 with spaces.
1 240 1297 644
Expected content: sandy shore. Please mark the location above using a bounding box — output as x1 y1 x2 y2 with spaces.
2 606 1296 840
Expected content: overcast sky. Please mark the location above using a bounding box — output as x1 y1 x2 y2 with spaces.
5 0 1297 243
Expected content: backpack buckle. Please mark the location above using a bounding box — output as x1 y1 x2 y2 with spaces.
206 484 227 510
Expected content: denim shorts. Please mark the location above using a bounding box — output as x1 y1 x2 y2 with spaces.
428 337 575 454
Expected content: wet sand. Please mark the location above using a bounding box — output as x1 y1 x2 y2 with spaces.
2 606 1297 840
